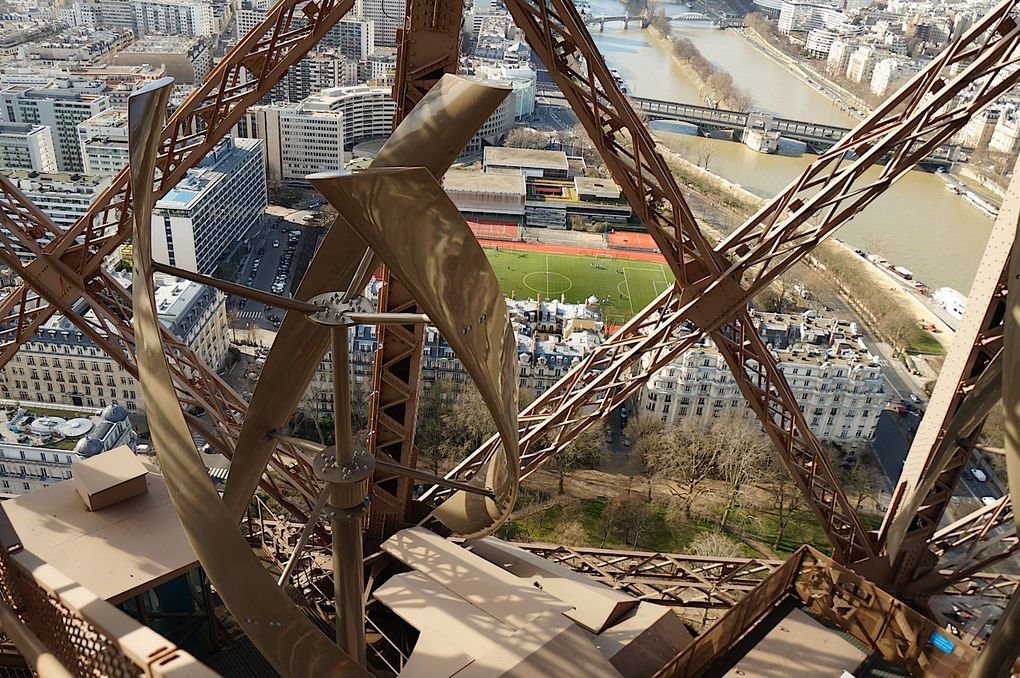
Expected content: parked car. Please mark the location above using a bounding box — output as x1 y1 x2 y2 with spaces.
909 394 921 403
981 496 998 506
970 468 988 482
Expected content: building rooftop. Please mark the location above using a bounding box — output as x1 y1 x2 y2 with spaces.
302 84 390 108
443 170 526 194
686 311 881 371
484 146 570 171
574 176 622 199
156 136 261 209
79 107 128 130
123 34 206 52
30 274 214 346
0 403 129 452
4 85 107 103
0 461 198 604
0 121 44 135
4 169 109 188
153 273 221 339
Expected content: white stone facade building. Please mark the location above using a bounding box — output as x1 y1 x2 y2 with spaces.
638 312 888 445
0 275 229 415
301 288 604 416
989 112 1020 154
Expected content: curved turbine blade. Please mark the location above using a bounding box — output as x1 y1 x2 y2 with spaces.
223 75 510 522
308 166 519 538
127 78 367 677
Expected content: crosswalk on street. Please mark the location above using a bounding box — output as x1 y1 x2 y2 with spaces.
237 310 263 319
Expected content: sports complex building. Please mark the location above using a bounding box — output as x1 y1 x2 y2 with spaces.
443 147 634 231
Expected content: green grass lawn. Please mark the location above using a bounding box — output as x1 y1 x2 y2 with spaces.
496 492 883 559
484 248 674 324
499 497 762 558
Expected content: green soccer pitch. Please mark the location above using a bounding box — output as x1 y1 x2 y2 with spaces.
483 248 674 325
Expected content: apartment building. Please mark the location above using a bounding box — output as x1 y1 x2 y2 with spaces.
302 290 604 415
267 51 359 103
0 86 110 172
360 0 402 47
152 136 267 274
130 0 216 36
0 122 57 172
0 275 229 414
638 312 888 444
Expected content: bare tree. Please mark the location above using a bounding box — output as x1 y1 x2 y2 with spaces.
761 454 804 551
599 494 623 547
715 418 771 529
449 383 497 450
349 379 371 439
688 531 745 558
842 457 879 513
604 494 654 549
294 379 330 445
226 306 239 342
505 127 548 149
414 381 453 474
548 426 603 495
629 415 664 500
243 321 258 346
695 146 713 171
642 421 720 518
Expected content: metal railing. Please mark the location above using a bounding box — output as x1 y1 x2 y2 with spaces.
0 544 219 677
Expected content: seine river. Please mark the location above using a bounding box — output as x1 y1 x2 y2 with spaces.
581 0 993 293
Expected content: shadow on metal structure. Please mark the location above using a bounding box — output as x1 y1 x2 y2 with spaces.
127 77 367 677
221 75 512 527
308 166 520 537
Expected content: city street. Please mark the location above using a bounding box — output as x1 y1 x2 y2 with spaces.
228 211 324 333
872 408 1002 506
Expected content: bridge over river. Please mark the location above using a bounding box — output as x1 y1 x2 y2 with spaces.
536 84 957 168
582 12 742 30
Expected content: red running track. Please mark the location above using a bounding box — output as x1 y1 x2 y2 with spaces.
478 238 667 263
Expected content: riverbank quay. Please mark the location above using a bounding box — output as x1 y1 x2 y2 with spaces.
652 137 952 355
739 26 871 118
738 24 1007 206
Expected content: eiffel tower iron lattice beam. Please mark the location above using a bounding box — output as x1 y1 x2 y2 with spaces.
0 0 1014 623
423 0 1020 576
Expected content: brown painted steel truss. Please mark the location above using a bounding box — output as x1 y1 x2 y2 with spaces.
0 0 1015 639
